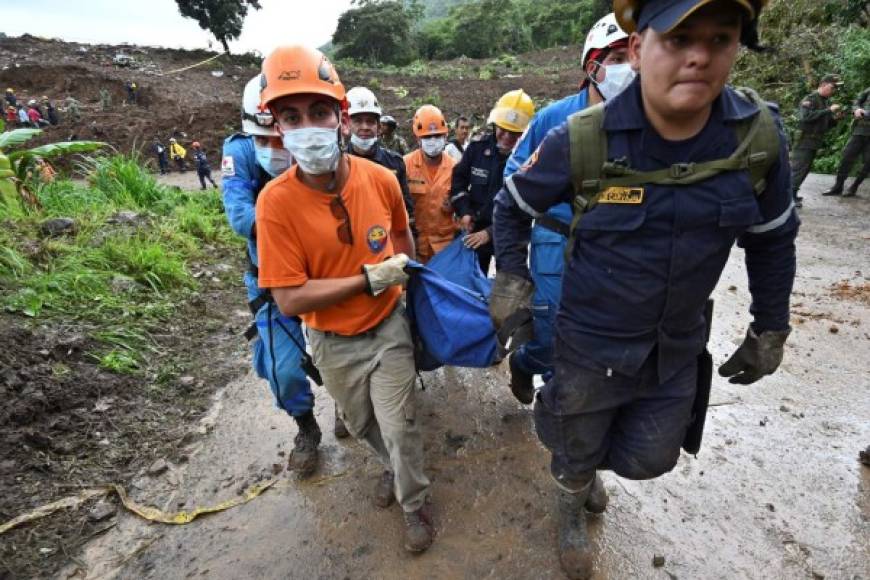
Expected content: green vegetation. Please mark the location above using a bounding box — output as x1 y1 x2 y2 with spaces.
174 0 262 53
332 0 608 65
732 0 870 172
0 155 240 373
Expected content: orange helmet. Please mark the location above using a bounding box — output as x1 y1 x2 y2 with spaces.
192 141 201 148
412 105 448 138
260 45 345 110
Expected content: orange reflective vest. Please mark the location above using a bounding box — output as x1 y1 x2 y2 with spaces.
403 149 458 262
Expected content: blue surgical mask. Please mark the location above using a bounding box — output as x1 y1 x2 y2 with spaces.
593 63 636 101
281 127 341 175
350 133 377 153
254 143 293 177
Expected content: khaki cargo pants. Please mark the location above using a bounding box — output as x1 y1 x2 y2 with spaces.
308 305 429 512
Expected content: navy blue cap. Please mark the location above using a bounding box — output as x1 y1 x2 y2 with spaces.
636 0 755 33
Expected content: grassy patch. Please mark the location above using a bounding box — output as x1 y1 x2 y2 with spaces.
0 154 241 373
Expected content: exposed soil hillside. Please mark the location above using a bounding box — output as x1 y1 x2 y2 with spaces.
0 34 582 162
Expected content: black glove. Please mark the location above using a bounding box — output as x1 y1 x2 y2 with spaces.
489 271 534 329
719 327 791 385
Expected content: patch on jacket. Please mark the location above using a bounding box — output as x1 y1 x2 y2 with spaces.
221 156 235 177
366 225 388 253
471 167 489 179
598 187 644 204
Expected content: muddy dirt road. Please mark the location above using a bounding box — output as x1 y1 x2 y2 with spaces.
62 174 869 580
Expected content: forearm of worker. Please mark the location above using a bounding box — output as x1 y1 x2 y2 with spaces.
392 227 415 259
271 276 367 317
739 135 799 333
493 189 533 278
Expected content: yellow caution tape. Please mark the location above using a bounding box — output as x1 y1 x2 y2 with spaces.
0 488 107 535
160 52 225 76
109 478 277 525
0 477 278 534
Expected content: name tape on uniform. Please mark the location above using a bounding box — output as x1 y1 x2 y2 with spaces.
598 187 644 204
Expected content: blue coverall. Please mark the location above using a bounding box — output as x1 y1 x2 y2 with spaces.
494 79 798 489
221 134 313 417
504 89 590 380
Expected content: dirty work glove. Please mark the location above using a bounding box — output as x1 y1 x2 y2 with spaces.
719 326 791 385
489 271 534 329
362 254 410 297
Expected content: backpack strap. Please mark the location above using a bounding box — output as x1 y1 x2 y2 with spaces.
563 88 780 259
732 86 779 196
565 104 607 258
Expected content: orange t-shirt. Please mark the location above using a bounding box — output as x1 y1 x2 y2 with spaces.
256 156 410 335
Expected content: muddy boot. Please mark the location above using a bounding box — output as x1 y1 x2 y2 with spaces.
508 353 534 405
333 403 349 439
822 181 844 196
373 470 395 508
403 502 435 553
289 411 321 479
584 472 608 515
558 488 594 580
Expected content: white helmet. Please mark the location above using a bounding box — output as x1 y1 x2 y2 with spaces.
242 74 278 137
581 13 629 68
346 86 382 117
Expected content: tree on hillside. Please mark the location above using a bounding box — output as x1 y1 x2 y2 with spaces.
332 0 416 65
175 0 262 53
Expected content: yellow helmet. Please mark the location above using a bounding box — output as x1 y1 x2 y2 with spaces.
488 89 534 133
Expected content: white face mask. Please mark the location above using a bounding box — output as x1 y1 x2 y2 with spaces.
421 136 446 158
350 133 377 153
281 126 341 175
593 63 636 101
254 143 293 177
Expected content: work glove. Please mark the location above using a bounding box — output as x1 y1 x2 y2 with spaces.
362 254 410 297
718 326 791 385
489 272 534 329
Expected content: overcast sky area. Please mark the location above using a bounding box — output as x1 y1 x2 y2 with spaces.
0 0 354 53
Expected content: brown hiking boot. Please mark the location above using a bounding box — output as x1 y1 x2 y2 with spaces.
333 403 350 439
558 490 594 579
373 470 395 508
289 411 321 479
508 353 534 404
403 502 435 553
584 473 608 515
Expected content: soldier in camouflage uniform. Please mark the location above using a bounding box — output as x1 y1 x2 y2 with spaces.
379 115 409 155
822 86 870 198
790 74 844 207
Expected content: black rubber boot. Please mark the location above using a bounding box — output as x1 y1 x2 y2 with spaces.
584 472 609 515
290 411 321 478
822 182 844 196
558 486 594 580
843 176 865 197
508 353 534 405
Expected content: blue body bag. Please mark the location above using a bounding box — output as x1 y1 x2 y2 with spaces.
405 237 498 371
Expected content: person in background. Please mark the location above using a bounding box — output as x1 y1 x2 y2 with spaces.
379 114 409 155
445 116 471 162
191 141 217 189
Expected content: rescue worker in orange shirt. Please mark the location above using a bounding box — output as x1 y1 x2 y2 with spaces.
404 105 458 263
255 45 434 553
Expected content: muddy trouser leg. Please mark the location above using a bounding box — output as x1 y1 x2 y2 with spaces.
309 307 429 512
245 273 314 417
198 170 207 189
534 347 696 489
790 146 818 198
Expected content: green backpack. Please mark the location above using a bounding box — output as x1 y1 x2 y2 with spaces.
547 87 780 257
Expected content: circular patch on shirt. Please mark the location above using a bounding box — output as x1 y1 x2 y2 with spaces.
366 225 388 253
